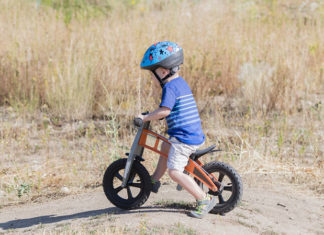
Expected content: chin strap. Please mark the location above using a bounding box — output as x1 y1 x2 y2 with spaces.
152 67 179 88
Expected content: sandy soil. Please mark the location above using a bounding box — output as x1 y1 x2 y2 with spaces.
0 180 323 235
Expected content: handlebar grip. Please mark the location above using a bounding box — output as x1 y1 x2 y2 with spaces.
134 118 143 127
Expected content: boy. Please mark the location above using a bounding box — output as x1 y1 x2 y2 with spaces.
137 41 217 219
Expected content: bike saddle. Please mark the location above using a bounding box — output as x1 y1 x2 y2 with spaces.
190 145 218 160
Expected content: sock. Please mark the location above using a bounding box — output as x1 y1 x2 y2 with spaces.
151 177 158 184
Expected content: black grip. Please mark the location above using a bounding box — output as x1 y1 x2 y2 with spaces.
134 118 143 127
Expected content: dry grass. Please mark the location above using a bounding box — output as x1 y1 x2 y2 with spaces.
1 0 323 118
36 221 196 235
0 0 323 207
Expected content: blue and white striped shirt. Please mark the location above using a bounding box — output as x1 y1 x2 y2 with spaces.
160 77 205 145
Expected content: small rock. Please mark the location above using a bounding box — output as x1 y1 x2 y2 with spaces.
61 187 70 193
0 190 5 197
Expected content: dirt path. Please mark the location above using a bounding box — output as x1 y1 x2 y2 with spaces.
0 182 323 235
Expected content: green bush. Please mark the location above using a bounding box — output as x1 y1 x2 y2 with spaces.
37 0 112 24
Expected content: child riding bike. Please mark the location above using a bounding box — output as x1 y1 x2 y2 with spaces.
137 41 217 219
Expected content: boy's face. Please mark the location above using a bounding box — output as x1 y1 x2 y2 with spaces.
150 67 170 88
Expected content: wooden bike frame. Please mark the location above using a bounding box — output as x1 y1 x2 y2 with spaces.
138 128 219 192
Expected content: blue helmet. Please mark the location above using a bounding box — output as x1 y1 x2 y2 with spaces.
140 41 184 71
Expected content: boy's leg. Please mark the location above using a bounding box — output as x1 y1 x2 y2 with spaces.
167 138 217 218
167 137 206 199
150 141 170 193
168 169 217 219
168 169 205 200
151 155 167 181
151 141 169 181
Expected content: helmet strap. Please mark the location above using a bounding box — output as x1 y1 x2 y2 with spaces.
152 70 165 88
152 66 179 88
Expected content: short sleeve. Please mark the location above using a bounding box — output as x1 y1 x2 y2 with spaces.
160 86 176 110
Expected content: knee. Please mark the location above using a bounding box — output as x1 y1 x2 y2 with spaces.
167 169 179 180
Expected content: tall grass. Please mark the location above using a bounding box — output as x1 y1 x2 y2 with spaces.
0 0 323 206
0 0 323 120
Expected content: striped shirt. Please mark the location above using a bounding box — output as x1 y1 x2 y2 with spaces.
160 77 205 145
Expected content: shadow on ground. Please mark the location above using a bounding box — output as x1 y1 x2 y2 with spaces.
0 205 186 230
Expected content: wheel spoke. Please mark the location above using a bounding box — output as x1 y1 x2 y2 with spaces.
115 172 123 182
218 194 225 204
128 183 142 188
128 172 136 182
114 186 123 193
218 173 224 182
126 186 133 199
224 186 233 191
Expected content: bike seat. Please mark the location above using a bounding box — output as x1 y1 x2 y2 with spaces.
190 145 217 160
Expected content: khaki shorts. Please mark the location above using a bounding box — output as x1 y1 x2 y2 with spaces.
167 137 204 172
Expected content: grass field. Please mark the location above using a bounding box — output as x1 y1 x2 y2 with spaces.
0 0 323 207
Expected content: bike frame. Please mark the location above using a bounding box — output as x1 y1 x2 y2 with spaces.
122 122 220 192
121 121 150 187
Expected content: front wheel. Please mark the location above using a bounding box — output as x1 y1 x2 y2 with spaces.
103 158 152 210
196 161 243 214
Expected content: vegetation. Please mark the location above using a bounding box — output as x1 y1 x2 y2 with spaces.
0 0 323 208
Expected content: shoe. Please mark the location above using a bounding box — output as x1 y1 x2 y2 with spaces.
151 179 161 193
189 195 217 219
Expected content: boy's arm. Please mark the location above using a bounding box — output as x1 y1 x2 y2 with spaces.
138 107 171 122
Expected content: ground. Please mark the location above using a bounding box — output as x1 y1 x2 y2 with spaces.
0 178 323 235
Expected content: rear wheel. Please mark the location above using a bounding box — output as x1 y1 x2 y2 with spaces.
103 158 151 210
196 161 243 214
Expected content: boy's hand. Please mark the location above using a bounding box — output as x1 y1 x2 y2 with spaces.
137 113 147 122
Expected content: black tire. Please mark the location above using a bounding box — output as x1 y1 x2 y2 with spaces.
195 161 243 214
102 158 151 210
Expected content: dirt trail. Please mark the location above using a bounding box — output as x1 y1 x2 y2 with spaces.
0 182 323 234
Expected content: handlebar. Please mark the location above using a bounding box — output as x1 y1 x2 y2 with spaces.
133 118 143 127
133 111 148 127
